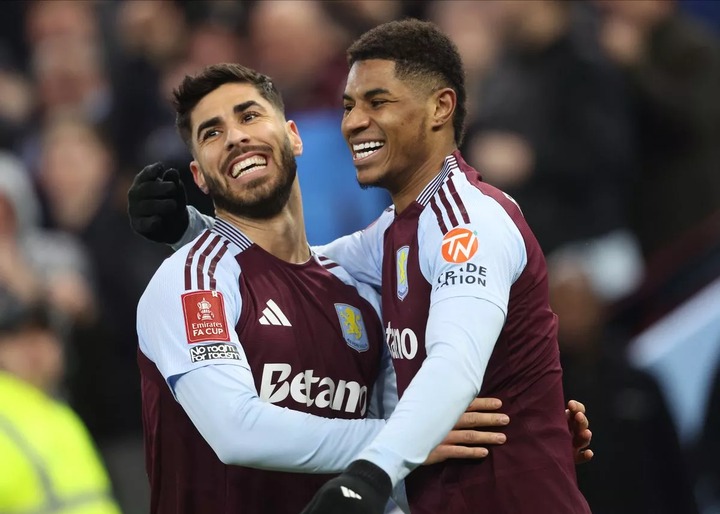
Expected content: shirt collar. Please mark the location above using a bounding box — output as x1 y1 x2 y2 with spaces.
416 153 459 207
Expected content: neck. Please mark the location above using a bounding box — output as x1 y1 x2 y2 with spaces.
216 181 311 264
391 142 457 214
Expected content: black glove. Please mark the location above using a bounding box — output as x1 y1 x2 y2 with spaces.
300 460 392 514
128 162 189 244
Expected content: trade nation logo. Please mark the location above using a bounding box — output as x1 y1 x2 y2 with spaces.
441 227 479 264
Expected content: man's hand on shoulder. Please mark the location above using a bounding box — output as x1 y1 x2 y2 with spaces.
300 460 391 514
128 162 189 244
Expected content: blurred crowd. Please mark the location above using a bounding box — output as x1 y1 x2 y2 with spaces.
0 1 719 513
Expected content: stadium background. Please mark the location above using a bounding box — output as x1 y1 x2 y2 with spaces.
0 0 719 513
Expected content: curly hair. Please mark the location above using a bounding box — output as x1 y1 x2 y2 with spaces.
347 19 467 146
173 63 285 149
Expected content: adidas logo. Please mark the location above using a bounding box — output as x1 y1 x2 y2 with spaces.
259 300 292 327
341 486 362 500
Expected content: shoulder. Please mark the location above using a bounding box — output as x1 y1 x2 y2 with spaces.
363 205 395 238
183 230 243 288
420 170 524 241
142 231 242 301
377 205 395 224
417 155 529 277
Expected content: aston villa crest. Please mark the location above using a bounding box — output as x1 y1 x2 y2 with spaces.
334 303 369 352
396 246 409 301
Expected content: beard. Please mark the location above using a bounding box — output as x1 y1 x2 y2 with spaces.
203 137 297 220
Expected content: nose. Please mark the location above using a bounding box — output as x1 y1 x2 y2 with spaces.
225 123 251 151
342 106 371 137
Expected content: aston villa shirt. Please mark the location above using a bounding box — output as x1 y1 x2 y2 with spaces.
319 151 590 513
137 219 397 514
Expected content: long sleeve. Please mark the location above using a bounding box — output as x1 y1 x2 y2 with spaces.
174 364 386 473
356 296 505 484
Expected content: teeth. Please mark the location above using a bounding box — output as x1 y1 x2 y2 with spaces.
231 155 267 178
352 141 384 160
355 149 378 159
352 141 384 152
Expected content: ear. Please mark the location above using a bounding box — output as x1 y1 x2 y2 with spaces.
189 161 209 194
286 120 303 157
430 87 456 132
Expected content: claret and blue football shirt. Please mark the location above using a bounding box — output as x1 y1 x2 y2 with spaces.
138 218 400 514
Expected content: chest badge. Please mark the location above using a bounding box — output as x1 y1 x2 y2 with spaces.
334 303 369 353
396 246 410 301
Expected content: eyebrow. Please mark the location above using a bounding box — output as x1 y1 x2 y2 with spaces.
195 100 263 141
343 88 392 102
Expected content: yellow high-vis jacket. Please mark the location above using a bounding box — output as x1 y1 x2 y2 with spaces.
0 372 122 514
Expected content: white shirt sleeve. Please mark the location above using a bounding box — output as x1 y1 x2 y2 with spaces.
137 240 249 383
174 364 386 472
356 297 505 483
313 208 393 290
357 189 528 485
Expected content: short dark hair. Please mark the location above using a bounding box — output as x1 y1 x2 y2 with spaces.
173 63 285 148
347 19 467 146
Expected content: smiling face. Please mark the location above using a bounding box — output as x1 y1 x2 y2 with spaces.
188 82 302 220
342 59 436 194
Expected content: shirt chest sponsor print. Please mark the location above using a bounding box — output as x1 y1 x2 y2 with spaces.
182 290 231 343
396 245 410 301
441 227 479 264
334 303 369 352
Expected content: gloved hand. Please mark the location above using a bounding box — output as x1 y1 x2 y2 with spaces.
300 460 391 514
128 162 189 244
